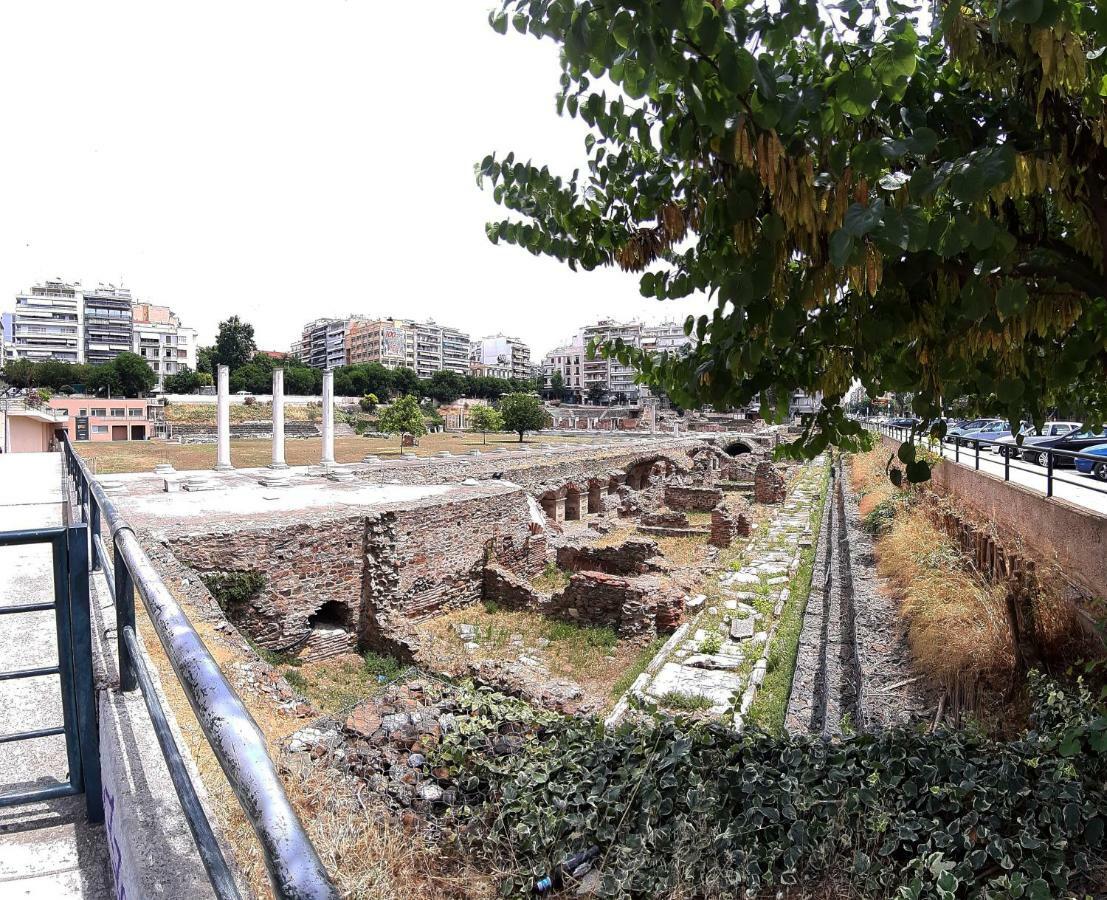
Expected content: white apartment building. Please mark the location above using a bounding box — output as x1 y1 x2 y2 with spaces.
540 319 695 402
132 303 197 389
299 317 358 370
9 280 84 363
309 315 470 375
469 334 532 381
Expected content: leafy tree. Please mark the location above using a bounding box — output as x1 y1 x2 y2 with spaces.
469 404 505 444
163 365 203 394
1 358 36 389
359 393 380 413
213 316 256 372
196 345 217 377
378 394 427 455
283 364 320 396
482 0 1107 480
587 382 606 405
427 369 468 404
499 392 550 442
391 366 422 398
110 353 157 398
548 370 566 401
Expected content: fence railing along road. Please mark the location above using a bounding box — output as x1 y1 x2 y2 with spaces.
874 423 1107 518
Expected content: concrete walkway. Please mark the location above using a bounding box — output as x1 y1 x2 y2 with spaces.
0 453 111 898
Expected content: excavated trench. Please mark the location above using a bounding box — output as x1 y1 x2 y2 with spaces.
788 456 934 735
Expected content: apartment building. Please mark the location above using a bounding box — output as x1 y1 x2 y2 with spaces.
82 285 134 365
308 315 470 375
132 303 197 389
540 319 694 402
5 281 195 382
9 280 84 362
469 334 532 381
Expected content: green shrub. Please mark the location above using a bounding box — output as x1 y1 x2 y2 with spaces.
862 496 902 534
433 673 1107 899
362 651 401 680
700 631 723 656
546 620 618 651
659 691 714 712
283 668 307 690
201 570 265 607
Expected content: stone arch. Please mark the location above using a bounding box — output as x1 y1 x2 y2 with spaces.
724 440 754 456
308 599 352 630
564 484 582 520
587 479 604 514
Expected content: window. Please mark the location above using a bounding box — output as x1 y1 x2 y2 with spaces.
128 408 144 417
91 408 107 417
110 409 125 417
78 408 87 416
92 425 108 434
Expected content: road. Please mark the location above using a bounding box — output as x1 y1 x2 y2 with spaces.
883 431 1107 518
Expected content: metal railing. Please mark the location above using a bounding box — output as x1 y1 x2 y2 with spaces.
58 432 336 900
0 523 102 821
872 422 1107 506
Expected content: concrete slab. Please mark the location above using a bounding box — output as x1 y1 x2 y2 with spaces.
0 453 112 899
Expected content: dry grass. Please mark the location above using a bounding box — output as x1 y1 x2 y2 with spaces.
877 513 1015 685
77 431 595 474
283 760 495 900
165 401 318 424
421 604 643 705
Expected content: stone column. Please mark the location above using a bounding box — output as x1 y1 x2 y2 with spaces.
270 368 287 469
214 364 233 471
320 369 335 467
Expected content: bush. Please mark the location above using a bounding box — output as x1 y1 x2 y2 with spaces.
432 674 1107 899
201 570 265 608
700 631 723 655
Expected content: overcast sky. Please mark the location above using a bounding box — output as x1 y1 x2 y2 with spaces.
0 1 709 358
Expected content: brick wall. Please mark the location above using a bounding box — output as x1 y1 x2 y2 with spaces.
664 484 724 511
555 537 659 576
545 571 661 641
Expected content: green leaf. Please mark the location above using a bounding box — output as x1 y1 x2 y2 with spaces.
829 229 854 267
996 281 1029 318
837 67 881 116
719 45 755 95
906 459 931 482
489 11 509 35
843 200 884 237
612 10 634 49
683 0 705 30
1005 0 1044 23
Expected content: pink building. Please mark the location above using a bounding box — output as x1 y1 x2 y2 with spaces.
49 397 156 443
0 402 68 453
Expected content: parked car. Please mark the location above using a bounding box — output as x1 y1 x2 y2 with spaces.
887 417 919 428
956 420 1009 449
1074 444 1107 481
1019 427 1107 466
992 422 1080 457
944 418 993 443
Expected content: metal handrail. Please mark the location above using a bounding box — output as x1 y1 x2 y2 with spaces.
869 422 1107 505
57 432 336 900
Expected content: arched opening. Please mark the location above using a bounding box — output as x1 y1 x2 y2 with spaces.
540 495 558 521
308 600 351 631
564 486 582 520
724 441 753 456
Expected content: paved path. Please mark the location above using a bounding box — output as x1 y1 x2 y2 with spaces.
0 453 111 898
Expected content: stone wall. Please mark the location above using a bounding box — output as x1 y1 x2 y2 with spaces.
664 484 724 512
754 462 787 504
545 571 661 641
641 510 690 528
555 537 659 576
167 488 547 657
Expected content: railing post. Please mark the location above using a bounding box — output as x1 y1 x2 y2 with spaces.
975 442 980 470
115 534 137 693
89 494 101 572
955 439 960 463
66 524 103 824
1004 446 1010 481
1046 450 1054 498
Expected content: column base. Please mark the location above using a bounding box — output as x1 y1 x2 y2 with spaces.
268 462 289 470
213 463 234 472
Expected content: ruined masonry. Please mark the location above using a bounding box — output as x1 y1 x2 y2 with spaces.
610 457 826 725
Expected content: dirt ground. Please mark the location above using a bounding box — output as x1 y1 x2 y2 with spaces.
76 431 596 474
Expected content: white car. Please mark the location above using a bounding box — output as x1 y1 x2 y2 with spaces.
994 422 1081 457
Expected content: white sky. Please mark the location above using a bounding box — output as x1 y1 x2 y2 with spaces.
0 1 709 358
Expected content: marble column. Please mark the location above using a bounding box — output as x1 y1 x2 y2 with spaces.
270 368 287 469
321 369 335 467
214 364 233 471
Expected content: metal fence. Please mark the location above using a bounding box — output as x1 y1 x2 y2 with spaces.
0 523 102 821
58 432 336 900
873 422 1107 504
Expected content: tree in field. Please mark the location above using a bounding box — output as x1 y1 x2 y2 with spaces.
548 370 566 401
378 394 427 455
499 392 550 442
213 316 256 372
587 382 606 405
196 345 217 377
470 404 505 444
359 393 380 413
482 0 1107 481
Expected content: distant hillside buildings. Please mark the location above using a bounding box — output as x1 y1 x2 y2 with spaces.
2 280 196 389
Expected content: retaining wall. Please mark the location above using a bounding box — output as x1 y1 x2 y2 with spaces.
880 435 1107 602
